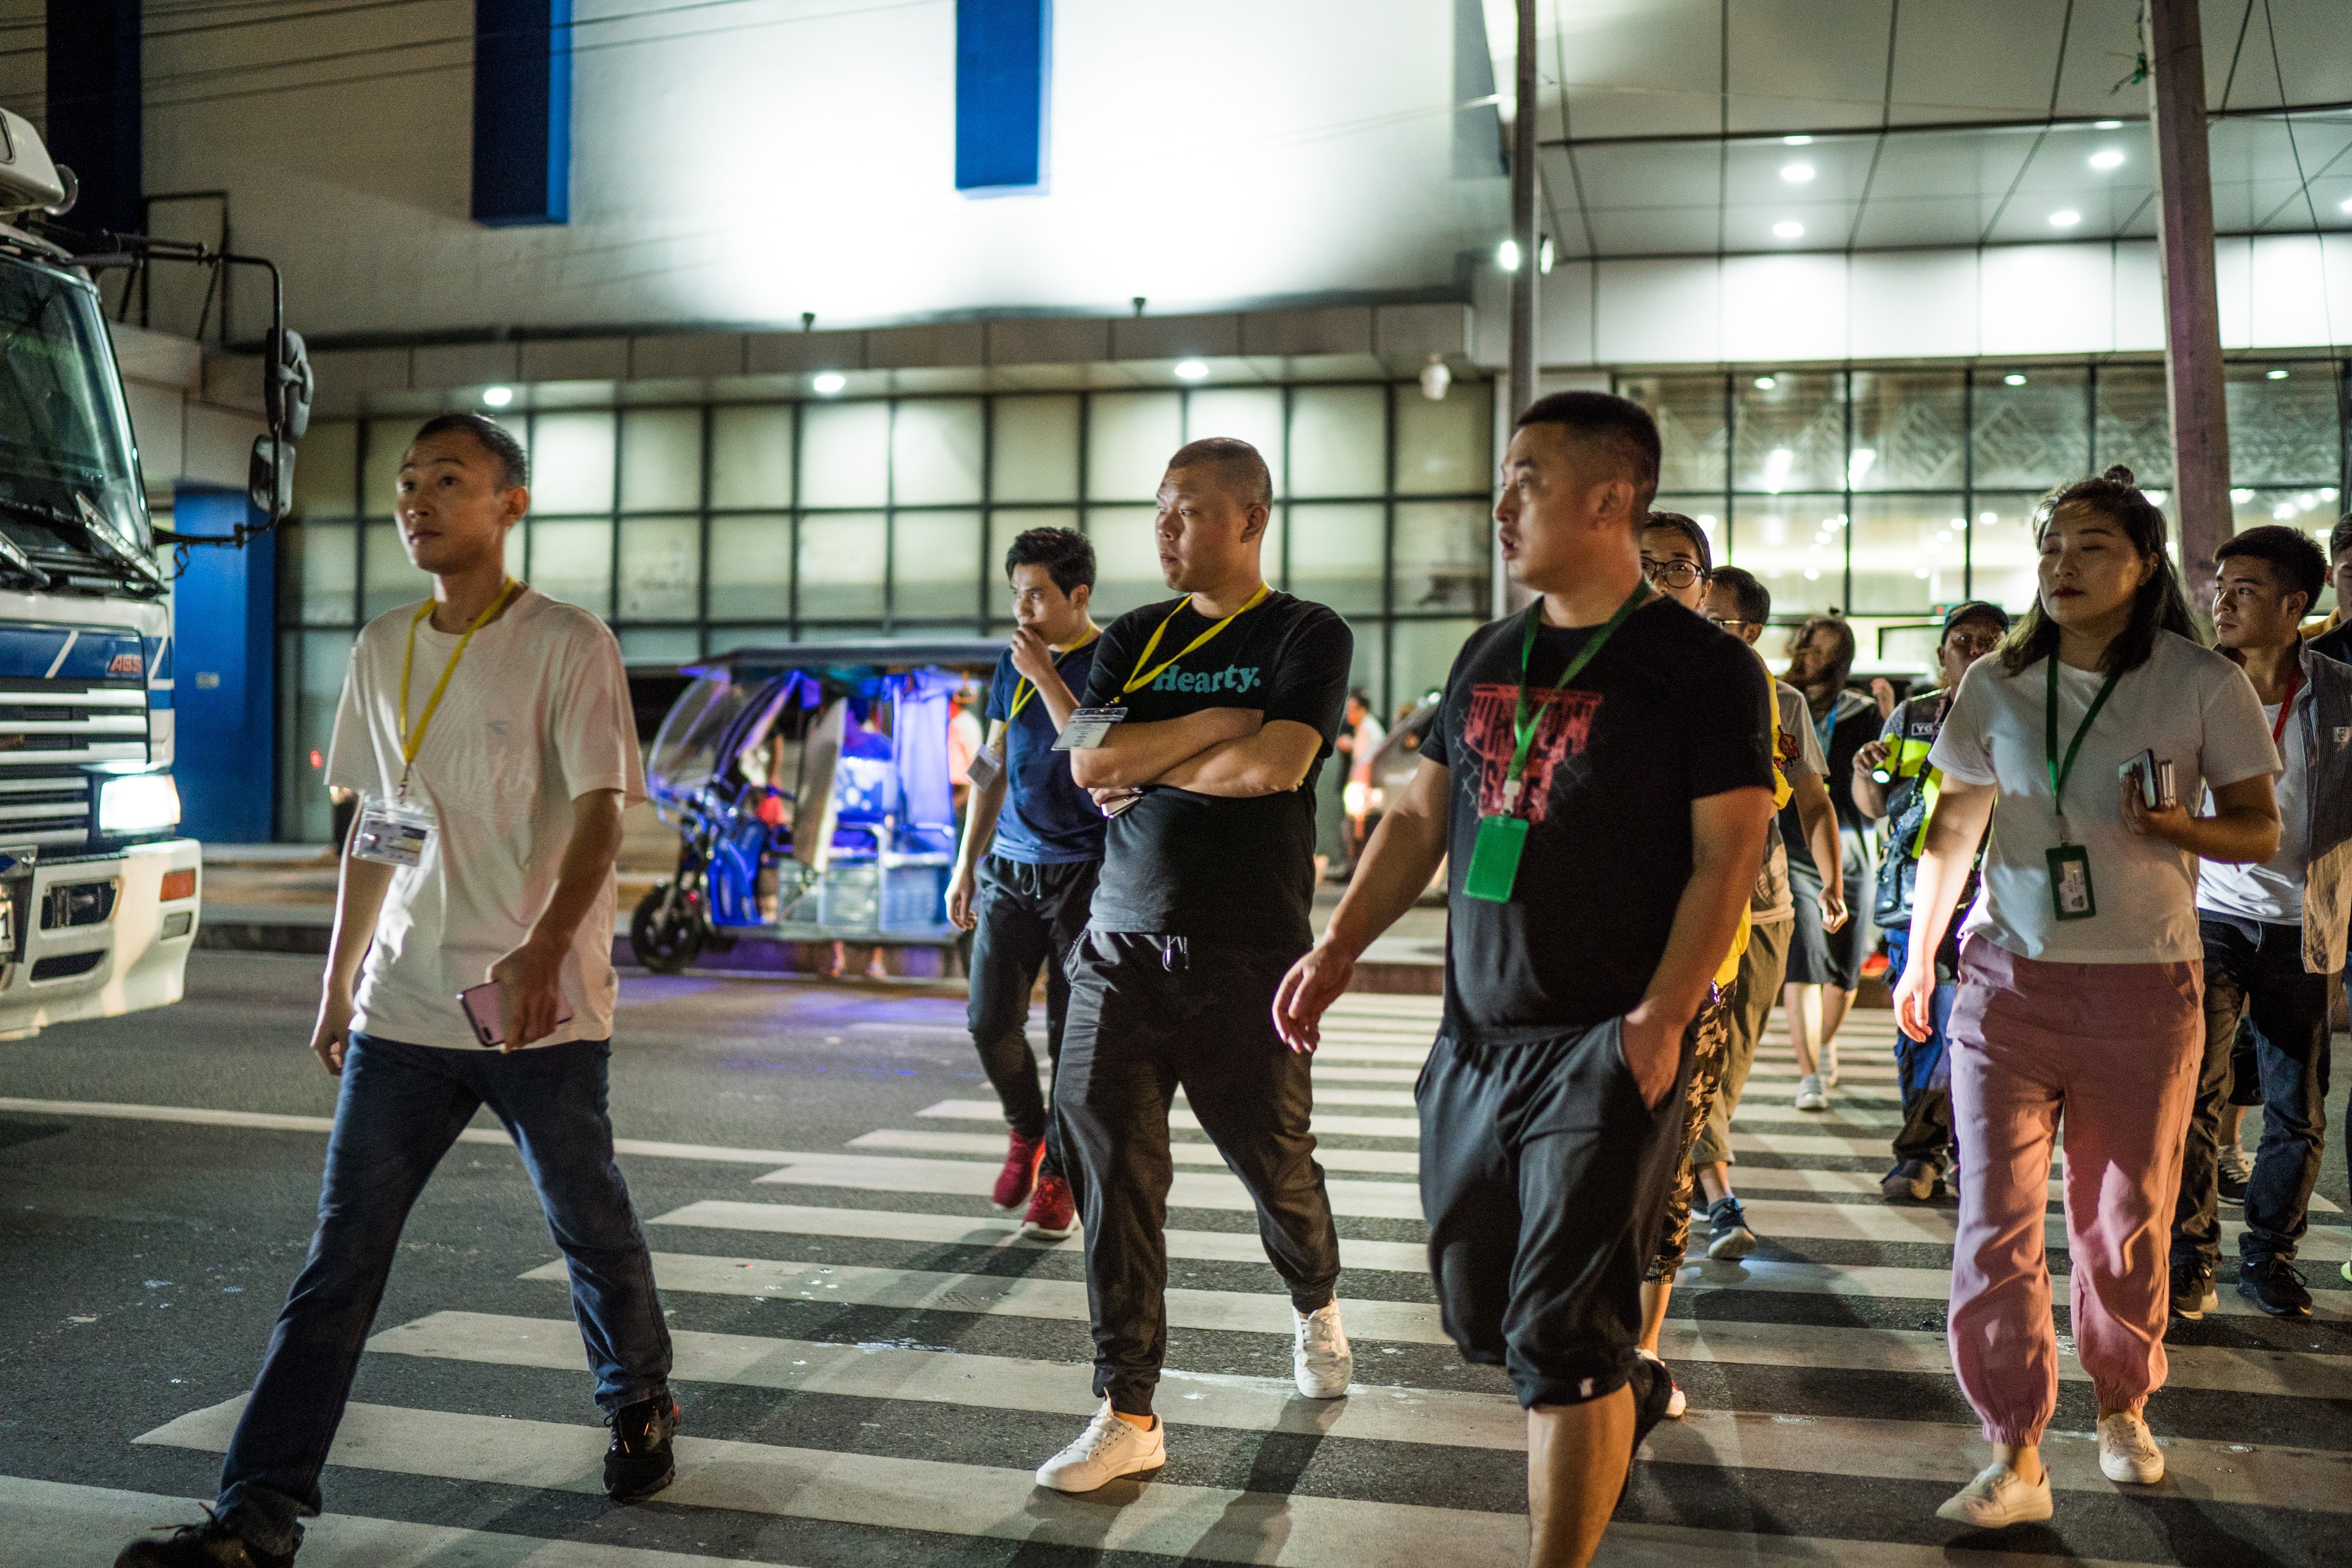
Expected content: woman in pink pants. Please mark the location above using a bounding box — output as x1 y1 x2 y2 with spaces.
1893 467 2281 1530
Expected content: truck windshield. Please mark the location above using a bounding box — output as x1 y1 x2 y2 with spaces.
0 255 152 575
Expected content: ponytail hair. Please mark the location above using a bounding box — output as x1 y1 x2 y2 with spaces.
1995 466 2200 678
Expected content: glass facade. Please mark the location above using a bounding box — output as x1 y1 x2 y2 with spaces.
276 380 1496 840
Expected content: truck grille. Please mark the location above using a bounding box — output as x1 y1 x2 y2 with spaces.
0 684 143 848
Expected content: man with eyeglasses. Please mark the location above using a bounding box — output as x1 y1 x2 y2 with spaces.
1851 600 2009 1203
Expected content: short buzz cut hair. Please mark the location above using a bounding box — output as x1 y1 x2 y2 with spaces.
2329 513 2352 564
1004 526 1095 599
411 412 528 490
1167 436 1274 509
1642 510 1712 575
2216 523 2328 609
1709 563 1771 626
1514 391 1662 515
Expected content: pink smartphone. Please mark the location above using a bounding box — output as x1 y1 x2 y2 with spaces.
457 981 574 1048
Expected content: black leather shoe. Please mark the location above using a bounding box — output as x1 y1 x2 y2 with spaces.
605 1393 682 1500
116 1518 292 1568
2238 1255 2313 1319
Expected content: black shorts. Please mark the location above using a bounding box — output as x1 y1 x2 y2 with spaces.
1786 840 1872 990
1418 1016 1691 1408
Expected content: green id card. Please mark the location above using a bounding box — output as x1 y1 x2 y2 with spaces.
2047 842 2096 921
1465 814 1530 903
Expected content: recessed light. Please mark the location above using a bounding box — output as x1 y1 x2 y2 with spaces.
2340 197 2352 214
811 372 847 395
1772 220 1805 239
481 386 514 408
1174 359 1210 382
2004 373 2027 386
1539 236 1555 274
2094 119 2122 130
2231 488 2255 503
1781 162 1815 183
2089 149 2125 170
1783 135 1813 146
2267 368 2290 380
2049 209 2082 228
1754 376 1778 389
1496 239 1522 272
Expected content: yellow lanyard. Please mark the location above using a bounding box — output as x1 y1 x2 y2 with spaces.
1120 583 1269 696
1008 624 1101 721
397 580 520 791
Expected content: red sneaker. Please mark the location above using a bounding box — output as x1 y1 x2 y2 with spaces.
992 1129 1048 1212
1021 1171 1077 1240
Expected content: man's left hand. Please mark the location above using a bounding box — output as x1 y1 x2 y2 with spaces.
1619 1001 1686 1111
487 938 568 1051
1009 626 1058 687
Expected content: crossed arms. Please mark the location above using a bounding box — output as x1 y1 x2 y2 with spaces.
1067 706 1325 800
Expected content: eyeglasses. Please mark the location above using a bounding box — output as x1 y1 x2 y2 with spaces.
1641 559 1706 590
1944 633 2003 658
1706 615 1754 631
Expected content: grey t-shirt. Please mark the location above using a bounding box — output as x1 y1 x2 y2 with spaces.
1750 677 1825 924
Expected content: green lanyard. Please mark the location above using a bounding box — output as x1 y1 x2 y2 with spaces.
1496 583 1651 808
2044 654 2122 843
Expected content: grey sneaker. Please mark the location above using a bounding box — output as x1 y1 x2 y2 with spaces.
1705 1195 1757 1260
1794 1074 1826 1111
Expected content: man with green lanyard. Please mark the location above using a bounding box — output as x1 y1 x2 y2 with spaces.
120 414 677 1568
1035 437 1355 1493
1274 393 1775 1568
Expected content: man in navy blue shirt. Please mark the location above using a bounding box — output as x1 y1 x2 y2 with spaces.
947 528 1105 1241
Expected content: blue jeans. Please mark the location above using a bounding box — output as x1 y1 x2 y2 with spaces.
216 1034 672 1556
1883 927 1957 1169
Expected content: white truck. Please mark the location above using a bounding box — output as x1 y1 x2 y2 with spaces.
0 106 308 1037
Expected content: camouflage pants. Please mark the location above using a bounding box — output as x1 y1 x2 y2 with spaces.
1645 989 1733 1283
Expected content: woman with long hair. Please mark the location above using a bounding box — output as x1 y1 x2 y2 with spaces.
1894 468 2281 1528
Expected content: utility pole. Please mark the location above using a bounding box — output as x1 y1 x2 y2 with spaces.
2143 0 2231 585
1507 0 1539 423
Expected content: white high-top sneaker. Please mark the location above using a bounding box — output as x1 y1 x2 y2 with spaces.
1034 1400 1166 1493
1294 1301 1353 1398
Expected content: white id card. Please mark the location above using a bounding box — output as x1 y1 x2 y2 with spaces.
1053 706 1128 751
965 743 1005 793
350 793 436 868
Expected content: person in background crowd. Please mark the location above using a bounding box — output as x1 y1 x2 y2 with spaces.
1339 687 1387 864
944 527 1105 1245
1852 601 2010 1202
1275 393 1775 1568
1693 564 1838 1261
2168 525 2352 1320
1897 466 2279 1529
1782 614 1873 1109
2303 513 2352 653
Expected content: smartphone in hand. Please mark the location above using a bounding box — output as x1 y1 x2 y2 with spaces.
457 981 574 1049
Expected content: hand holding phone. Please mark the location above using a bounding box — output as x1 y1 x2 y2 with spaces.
458 980 573 1050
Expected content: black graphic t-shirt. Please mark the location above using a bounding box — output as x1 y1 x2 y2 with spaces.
1080 590 1352 948
1421 597 1775 1044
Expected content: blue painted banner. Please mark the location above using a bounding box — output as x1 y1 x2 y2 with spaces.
956 0 1050 193
473 0 573 226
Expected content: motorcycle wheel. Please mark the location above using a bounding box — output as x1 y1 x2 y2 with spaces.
630 882 707 974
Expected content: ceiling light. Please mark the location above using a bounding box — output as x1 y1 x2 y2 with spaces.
1782 162 1816 183
1496 239 1521 272
1783 135 1813 146
2341 198 2352 215
1848 448 1877 483
1803 568 1821 580
2267 367 2290 379
2089 149 2125 171
1762 447 1794 493
1539 236 1555 274
2004 372 2028 386
2231 488 2255 503
2049 209 2082 228
1174 359 1210 382
1772 220 1805 239
480 386 514 408
2144 490 2168 507
1754 375 1778 389
811 372 847 395
1914 567 1932 579
1980 510 1999 524
2274 503 2298 520
2094 119 2122 130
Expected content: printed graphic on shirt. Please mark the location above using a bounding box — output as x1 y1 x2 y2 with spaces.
1463 683 1604 821
1147 660 1262 695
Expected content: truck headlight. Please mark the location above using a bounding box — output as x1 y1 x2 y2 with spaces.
99 773 181 835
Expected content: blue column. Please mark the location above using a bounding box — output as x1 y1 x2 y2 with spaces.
473 0 573 226
170 488 276 844
44 0 142 234
956 0 1050 193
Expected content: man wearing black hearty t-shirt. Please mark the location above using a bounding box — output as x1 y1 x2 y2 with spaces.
1032 437 1355 1496
1274 393 1776 1568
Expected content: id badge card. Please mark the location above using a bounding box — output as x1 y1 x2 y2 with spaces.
350 793 436 869
2047 842 2096 921
1464 814 1530 903
965 743 1005 793
1053 706 1128 751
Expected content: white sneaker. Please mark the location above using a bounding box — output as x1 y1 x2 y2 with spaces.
1635 1349 1687 1419
1795 1074 1827 1111
1820 1044 1839 1086
1294 1302 1352 1398
1935 1460 2053 1527
2097 1410 2164 1484
1034 1400 1167 1492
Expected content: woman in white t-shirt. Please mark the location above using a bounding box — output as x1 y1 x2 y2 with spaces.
1895 467 2281 1530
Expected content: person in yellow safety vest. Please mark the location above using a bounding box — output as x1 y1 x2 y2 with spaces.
1851 600 2010 1203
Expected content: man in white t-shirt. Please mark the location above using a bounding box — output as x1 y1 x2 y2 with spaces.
2171 527 2352 1322
119 415 676 1568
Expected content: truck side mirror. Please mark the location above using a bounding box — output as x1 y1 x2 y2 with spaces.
249 436 295 521
266 327 313 441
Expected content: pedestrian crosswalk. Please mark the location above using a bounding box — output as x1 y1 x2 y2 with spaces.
80 989 2352 1565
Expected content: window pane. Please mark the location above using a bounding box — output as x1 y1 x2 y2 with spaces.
1389 618 1479 714
710 624 794 654
1650 495 1725 572
2093 365 2173 487
361 517 430 619
1733 373 1845 493
295 420 359 517
291 630 355 841
1086 504 1165 615
1729 494 1842 618
1850 371 1963 490
505 523 526 582
799 511 886 618
362 418 413 515
801 402 891 507
2228 365 2341 484
893 510 984 618
711 405 794 509
1186 387 1287 496
1850 494 1966 614
1967 494 2045 616
1287 503 1384 614
992 395 1080 502
530 412 616 514
620 408 702 511
1621 374 1728 493
892 399 985 505
707 514 792 620
617 516 699 620
2232 486 2342 539
1087 392 1182 502
295 520 356 626
1394 501 1489 614
985 507 1079 623
619 627 701 667
1289 386 1384 497
1395 380 1492 496
530 518 613 614
1972 367 2087 490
